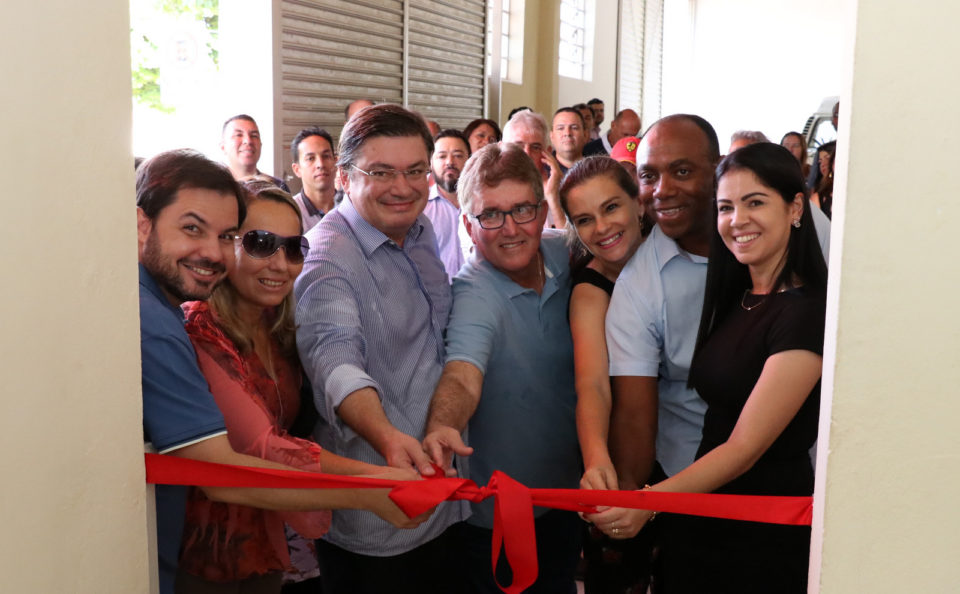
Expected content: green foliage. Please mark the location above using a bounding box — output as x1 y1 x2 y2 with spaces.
130 0 219 113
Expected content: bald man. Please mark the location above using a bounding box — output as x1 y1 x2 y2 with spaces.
583 109 642 157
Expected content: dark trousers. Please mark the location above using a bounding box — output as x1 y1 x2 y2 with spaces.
315 524 465 594
455 510 582 594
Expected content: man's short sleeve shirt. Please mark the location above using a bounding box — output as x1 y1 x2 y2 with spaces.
444 231 580 528
139 264 226 594
605 225 709 477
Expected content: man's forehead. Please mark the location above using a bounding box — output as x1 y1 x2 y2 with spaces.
225 119 258 134
505 125 543 144
553 112 579 125
476 181 536 210
638 123 710 167
356 134 429 165
299 134 332 153
434 137 468 153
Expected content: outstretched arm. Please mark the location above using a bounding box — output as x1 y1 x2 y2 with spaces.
590 350 822 538
337 387 437 476
170 434 428 529
422 361 484 476
571 283 619 491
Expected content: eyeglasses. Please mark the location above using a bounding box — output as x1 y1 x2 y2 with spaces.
468 202 543 230
351 164 429 183
238 230 310 263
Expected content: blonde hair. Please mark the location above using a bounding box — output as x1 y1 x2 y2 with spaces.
208 181 303 358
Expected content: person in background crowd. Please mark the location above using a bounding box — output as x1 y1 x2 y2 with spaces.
583 109 641 158
551 107 588 175
463 118 502 154
176 181 411 594
593 142 826 593
427 120 442 137
728 130 770 154
609 135 641 180
137 149 426 594
507 105 531 122
423 142 581 594
344 99 374 122
807 101 840 188
811 140 836 218
295 104 469 594
502 108 566 228
574 102 597 144
588 98 605 140
424 129 471 280
290 127 337 232
221 114 290 191
780 131 810 181
559 157 652 594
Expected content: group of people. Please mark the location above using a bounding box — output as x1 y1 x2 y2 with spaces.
138 97 831 594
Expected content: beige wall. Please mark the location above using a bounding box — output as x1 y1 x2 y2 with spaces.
500 0 617 128
812 0 960 591
557 0 618 118
0 0 150 591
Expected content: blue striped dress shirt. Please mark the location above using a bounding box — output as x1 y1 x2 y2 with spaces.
294 195 469 556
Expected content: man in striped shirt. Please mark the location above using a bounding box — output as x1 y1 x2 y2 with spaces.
295 104 469 594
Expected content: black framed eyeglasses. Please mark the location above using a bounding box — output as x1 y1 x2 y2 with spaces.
351 164 429 182
468 202 543 230
238 230 310 264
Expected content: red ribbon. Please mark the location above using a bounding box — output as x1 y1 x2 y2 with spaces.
146 454 812 593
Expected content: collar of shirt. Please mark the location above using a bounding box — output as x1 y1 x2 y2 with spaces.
340 192 425 258
296 190 324 217
138 263 186 322
601 132 613 154
649 225 709 271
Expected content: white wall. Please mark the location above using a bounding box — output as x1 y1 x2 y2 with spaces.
0 0 150 591
661 0 843 147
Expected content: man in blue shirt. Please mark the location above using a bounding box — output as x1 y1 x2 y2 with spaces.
294 104 469 594
423 142 581 594
137 149 423 594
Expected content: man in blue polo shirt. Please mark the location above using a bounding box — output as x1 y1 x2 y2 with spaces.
137 149 424 594
423 142 581 593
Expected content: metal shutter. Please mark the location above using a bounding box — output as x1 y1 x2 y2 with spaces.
277 0 405 188
406 0 487 130
276 0 486 189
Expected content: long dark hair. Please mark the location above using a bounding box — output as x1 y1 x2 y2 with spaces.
689 143 827 384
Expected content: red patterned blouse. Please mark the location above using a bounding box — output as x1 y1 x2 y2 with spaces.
178 301 330 582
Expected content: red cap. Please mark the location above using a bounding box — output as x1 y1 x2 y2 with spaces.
610 136 640 164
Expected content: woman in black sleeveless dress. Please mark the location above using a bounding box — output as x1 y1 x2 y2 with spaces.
559 157 650 593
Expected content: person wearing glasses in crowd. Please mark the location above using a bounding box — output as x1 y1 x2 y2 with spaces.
295 104 469 594
136 150 428 594
423 142 581 594
175 180 414 593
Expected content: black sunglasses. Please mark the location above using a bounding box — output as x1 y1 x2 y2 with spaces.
239 230 310 263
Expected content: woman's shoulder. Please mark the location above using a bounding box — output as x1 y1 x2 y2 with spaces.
572 266 615 296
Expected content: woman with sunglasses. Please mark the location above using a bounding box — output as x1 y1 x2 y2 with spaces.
557 157 651 593
176 181 411 593
588 143 827 592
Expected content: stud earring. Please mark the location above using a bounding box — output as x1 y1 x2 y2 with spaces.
792 219 801 228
